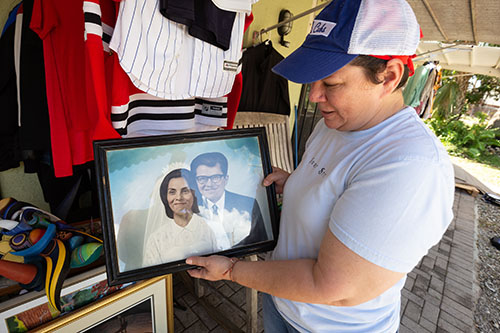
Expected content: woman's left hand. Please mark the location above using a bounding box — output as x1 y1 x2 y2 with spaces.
186 255 235 281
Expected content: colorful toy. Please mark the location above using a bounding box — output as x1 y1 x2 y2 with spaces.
0 198 103 312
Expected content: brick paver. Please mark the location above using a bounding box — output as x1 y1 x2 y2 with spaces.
173 189 477 332
400 189 477 333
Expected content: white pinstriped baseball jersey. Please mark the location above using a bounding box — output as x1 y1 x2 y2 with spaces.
110 0 245 100
84 0 227 138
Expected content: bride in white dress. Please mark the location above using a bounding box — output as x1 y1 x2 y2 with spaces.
142 168 217 266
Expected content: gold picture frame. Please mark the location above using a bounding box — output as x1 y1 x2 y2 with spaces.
32 275 173 333
0 266 121 333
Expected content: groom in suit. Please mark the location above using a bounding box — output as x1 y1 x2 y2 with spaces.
190 152 267 249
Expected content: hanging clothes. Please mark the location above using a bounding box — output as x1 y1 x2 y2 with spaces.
238 41 290 115
0 1 53 174
224 12 254 130
415 68 437 118
83 0 230 138
19 0 52 170
0 13 20 171
30 0 95 177
403 62 436 108
84 0 254 137
160 0 236 51
108 53 228 136
109 0 246 100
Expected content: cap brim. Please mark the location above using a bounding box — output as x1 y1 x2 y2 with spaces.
272 46 358 84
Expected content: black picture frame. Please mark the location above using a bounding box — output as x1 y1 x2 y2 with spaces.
94 128 279 285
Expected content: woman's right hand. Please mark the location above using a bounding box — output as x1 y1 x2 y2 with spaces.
262 167 290 194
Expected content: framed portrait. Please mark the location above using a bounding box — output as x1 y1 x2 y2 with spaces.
0 266 130 333
32 275 173 332
94 128 279 285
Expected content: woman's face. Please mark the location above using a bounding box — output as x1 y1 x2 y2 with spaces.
167 177 194 216
308 64 385 131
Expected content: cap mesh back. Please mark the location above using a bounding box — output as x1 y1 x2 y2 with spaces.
348 0 420 55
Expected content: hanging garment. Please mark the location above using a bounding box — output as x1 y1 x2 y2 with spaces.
238 41 290 115
224 72 242 129
224 12 253 130
18 0 51 155
108 53 227 136
110 0 246 100
80 0 121 141
403 63 434 108
0 17 20 171
160 0 236 51
31 0 103 177
415 69 437 118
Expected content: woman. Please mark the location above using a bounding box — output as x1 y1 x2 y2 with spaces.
142 168 217 266
186 1 455 332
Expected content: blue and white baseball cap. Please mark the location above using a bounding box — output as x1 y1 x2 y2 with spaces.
272 0 420 84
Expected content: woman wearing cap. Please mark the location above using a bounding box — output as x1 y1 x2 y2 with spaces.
186 0 454 332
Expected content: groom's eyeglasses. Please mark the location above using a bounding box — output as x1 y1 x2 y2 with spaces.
196 174 225 185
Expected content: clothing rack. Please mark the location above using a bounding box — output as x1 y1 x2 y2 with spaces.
414 42 473 61
252 1 332 42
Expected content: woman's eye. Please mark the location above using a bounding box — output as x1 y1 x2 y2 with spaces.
168 190 176 195
324 82 340 88
181 188 190 194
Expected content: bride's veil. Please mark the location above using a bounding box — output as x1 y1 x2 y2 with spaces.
142 163 192 259
142 174 170 255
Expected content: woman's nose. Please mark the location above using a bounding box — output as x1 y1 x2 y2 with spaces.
309 81 326 103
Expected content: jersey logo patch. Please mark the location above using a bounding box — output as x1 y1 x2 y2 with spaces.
202 105 224 116
309 20 336 37
223 60 239 72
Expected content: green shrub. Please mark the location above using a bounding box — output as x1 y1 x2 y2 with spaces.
425 116 500 167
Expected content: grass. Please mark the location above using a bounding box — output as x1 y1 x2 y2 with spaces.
475 153 500 168
425 115 500 192
443 141 500 170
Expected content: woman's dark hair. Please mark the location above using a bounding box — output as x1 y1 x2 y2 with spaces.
159 168 200 218
349 55 409 90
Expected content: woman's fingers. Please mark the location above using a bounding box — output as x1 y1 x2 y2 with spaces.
187 267 206 279
186 256 206 267
185 255 232 281
263 166 290 193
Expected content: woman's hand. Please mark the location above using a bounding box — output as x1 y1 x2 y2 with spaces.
263 166 290 194
186 255 236 281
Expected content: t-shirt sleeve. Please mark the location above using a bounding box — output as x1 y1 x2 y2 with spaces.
329 157 454 273
30 0 58 40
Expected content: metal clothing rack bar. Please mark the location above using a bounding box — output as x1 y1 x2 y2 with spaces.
253 1 332 40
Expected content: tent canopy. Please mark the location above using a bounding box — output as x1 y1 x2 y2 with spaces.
414 42 500 77
408 0 500 44
407 0 500 77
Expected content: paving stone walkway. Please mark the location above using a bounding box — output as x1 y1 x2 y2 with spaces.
400 189 477 333
173 189 478 332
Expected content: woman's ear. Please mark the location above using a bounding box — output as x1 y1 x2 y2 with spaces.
383 58 405 95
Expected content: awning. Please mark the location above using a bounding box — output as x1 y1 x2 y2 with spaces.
407 0 500 44
406 0 500 77
414 41 500 77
